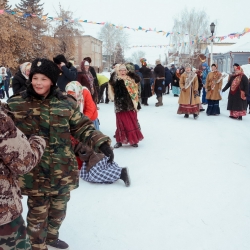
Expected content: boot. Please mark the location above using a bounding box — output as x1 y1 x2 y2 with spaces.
114 142 122 148
155 97 163 107
193 114 199 119
120 167 131 187
47 239 69 249
184 114 189 118
237 116 242 120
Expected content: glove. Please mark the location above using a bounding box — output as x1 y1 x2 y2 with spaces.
99 142 114 163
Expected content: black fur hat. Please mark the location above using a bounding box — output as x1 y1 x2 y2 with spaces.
53 54 67 65
29 58 60 85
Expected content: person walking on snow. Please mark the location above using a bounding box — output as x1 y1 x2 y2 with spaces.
177 63 201 119
201 62 210 105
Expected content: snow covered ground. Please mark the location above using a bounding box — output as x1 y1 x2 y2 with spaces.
4 82 250 250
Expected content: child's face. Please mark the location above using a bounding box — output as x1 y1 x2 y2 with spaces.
31 73 52 97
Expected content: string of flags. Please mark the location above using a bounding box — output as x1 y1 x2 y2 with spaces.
0 9 249 44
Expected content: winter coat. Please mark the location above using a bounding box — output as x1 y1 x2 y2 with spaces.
77 71 98 103
165 67 173 86
153 64 165 93
57 63 77 92
222 74 249 111
97 74 109 86
139 66 152 79
202 66 210 84
0 103 45 226
90 66 98 87
247 80 250 102
7 85 110 196
154 64 165 78
110 72 140 113
172 73 180 87
12 70 29 95
170 66 177 76
83 87 98 121
205 71 223 100
178 72 200 105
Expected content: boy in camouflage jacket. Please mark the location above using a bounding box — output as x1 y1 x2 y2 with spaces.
7 58 113 250
0 102 46 249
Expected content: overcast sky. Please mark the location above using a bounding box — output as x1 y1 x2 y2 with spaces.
9 0 250 64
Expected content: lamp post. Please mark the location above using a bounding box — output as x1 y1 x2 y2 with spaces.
210 22 216 67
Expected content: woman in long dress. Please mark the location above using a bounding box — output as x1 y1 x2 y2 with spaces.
177 64 200 119
222 66 249 120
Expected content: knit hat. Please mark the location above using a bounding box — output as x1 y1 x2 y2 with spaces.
125 62 135 73
134 64 140 71
53 54 67 65
202 62 208 67
84 57 92 64
155 59 161 65
29 58 60 85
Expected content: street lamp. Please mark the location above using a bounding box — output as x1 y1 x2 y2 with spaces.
210 22 216 67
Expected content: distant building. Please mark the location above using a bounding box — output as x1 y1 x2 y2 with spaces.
205 41 250 73
74 35 103 71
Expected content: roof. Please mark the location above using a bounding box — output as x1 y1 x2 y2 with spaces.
207 40 250 54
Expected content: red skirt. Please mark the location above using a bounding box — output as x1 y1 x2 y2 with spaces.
177 104 199 114
115 111 144 145
230 110 247 117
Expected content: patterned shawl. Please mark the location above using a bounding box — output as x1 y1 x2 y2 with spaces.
65 81 84 112
230 73 243 95
184 71 197 89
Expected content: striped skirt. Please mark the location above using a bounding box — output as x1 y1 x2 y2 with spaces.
80 156 122 184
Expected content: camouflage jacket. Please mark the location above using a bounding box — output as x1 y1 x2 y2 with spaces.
7 88 111 196
0 104 45 226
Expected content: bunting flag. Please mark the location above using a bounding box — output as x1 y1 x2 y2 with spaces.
0 9 249 42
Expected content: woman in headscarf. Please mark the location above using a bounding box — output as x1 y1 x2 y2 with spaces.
109 64 144 148
12 62 31 94
65 81 99 130
177 63 200 119
205 64 223 116
222 66 249 120
77 60 98 103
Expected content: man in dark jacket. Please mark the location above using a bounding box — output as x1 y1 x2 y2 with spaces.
84 57 99 102
153 59 165 106
164 66 172 95
53 54 77 92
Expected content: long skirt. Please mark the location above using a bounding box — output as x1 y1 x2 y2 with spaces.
206 100 220 115
172 86 180 96
141 79 152 99
177 104 199 114
230 110 247 118
115 110 144 145
80 156 122 184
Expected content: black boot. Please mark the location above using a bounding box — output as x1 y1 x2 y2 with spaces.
120 167 131 187
237 116 242 120
47 239 69 249
193 114 198 119
131 143 138 147
184 114 189 118
114 142 122 148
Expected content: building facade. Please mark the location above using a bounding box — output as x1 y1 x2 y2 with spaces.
74 35 103 71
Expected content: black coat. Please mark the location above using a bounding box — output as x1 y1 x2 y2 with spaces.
222 74 249 111
172 74 180 87
12 70 29 95
154 64 165 78
164 67 173 86
57 63 77 92
139 66 152 79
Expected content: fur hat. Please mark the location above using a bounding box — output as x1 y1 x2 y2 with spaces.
155 59 161 65
84 57 92 64
29 58 60 85
185 63 192 69
53 54 67 65
125 62 135 73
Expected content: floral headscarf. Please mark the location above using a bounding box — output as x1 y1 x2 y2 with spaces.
65 81 84 112
20 62 31 79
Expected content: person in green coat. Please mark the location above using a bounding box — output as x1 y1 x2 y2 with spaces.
7 58 114 250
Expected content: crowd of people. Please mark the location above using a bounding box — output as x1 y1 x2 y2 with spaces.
0 54 250 250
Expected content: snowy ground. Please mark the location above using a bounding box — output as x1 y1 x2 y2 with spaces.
4 83 250 250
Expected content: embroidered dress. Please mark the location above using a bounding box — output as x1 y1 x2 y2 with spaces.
80 156 122 184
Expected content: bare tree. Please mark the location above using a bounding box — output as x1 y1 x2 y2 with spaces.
171 8 210 66
98 22 129 68
128 50 146 65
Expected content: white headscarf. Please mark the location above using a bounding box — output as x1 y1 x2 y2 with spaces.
65 81 84 112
